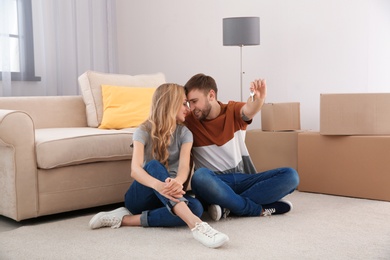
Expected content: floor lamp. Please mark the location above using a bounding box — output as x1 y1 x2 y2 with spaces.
223 17 260 101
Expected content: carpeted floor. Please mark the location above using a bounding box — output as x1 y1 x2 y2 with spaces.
0 191 389 260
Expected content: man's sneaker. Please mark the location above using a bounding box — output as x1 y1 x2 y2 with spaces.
191 222 229 248
89 207 130 229
261 200 293 216
208 204 230 221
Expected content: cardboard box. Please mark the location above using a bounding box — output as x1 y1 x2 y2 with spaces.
320 93 390 135
298 132 390 201
245 129 298 172
261 102 301 131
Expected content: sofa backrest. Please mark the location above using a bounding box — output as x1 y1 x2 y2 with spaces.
0 96 87 129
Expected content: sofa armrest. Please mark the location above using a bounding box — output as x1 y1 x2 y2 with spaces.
0 109 38 221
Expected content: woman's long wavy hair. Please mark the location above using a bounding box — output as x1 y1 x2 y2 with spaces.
140 83 185 168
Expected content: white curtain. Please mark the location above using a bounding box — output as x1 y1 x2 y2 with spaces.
0 0 117 96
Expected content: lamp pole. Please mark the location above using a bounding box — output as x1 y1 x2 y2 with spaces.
240 45 243 102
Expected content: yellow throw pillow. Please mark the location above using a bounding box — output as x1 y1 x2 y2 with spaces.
99 85 156 129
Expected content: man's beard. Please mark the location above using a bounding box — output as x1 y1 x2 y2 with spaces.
193 102 212 121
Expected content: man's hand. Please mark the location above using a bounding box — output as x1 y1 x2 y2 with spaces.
241 78 267 121
250 79 267 102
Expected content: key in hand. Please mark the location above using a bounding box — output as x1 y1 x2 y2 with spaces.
250 90 255 102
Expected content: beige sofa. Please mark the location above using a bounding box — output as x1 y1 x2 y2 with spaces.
0 71 166 221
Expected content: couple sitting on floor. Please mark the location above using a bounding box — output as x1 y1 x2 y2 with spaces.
88 73 299 249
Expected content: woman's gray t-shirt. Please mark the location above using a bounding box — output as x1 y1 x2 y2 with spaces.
133 124 193 178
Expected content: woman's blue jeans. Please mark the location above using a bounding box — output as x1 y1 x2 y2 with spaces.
191 167 299 217
124 160 203 227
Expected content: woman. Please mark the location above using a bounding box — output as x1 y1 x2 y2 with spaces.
89 83 229 248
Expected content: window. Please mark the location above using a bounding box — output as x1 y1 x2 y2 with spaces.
0 0 40 81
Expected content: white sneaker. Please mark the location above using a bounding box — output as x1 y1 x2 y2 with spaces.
191 222 229 248
208 204 230 221
208 204 222 221
89 207 130 229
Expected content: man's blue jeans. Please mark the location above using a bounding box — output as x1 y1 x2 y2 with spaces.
191 167 299 216
124 160 203 227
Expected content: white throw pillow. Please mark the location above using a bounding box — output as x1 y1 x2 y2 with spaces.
78 70 166 127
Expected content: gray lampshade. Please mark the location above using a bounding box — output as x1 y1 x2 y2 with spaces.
223 17 260 46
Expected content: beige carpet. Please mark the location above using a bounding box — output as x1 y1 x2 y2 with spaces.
1 191 389 260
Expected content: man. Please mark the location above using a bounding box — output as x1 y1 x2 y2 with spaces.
184 73 299 220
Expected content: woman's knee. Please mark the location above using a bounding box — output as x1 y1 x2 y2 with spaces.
144 160 164 172
144 160 168 179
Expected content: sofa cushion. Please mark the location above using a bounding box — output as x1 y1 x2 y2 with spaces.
35 128 136 169
78 70 166 128
99 85 156 129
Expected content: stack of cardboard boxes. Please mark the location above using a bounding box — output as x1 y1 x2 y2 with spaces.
245 102 301 172
246 95 390 202
298 93 390 201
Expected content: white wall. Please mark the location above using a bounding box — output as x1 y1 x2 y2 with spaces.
116 0 390 131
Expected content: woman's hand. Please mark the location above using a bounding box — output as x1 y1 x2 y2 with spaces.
163 178 185 197
155 178 185 203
